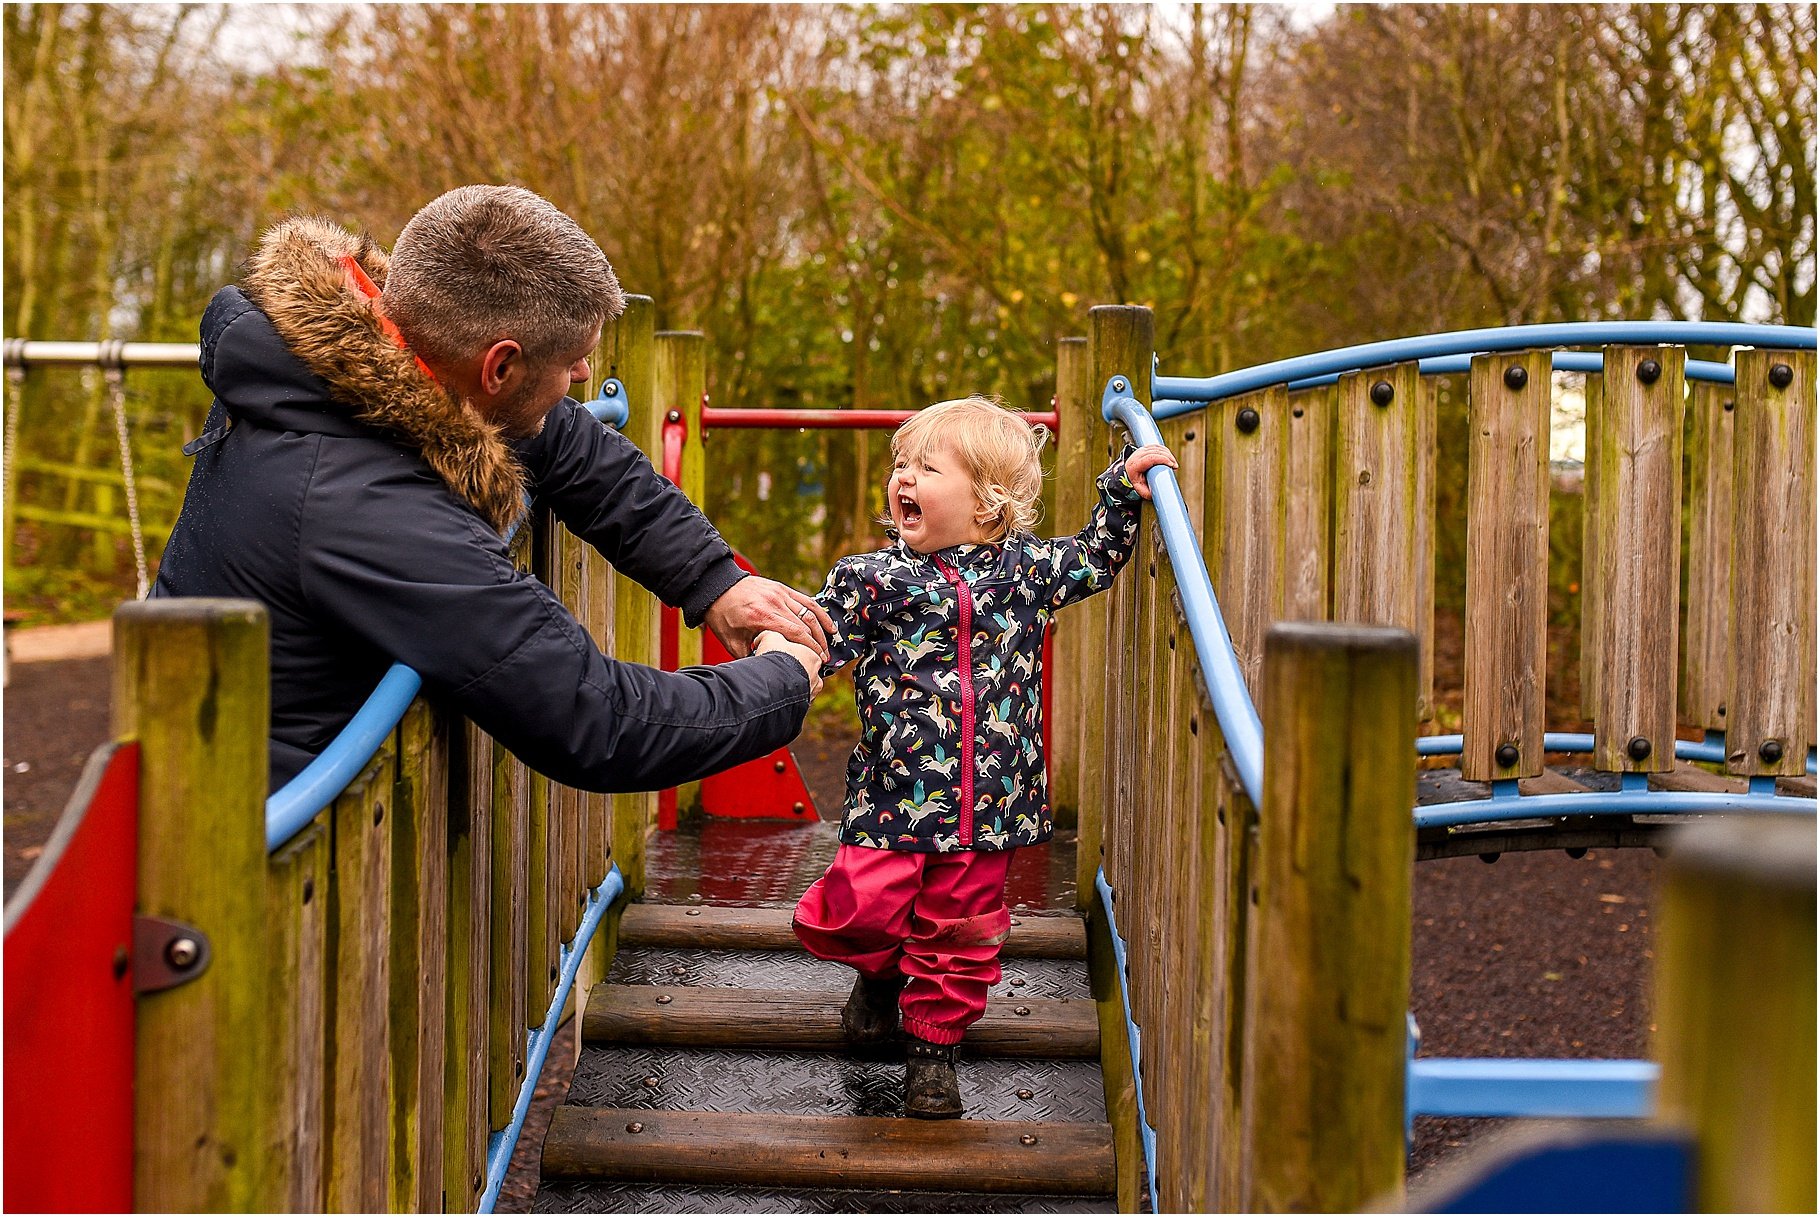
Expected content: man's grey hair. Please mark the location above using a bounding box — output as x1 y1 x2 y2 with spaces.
384 184 625 367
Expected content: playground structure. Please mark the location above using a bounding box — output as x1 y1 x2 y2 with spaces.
3 299 1815 1212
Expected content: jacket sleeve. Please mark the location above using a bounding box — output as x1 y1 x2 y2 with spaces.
514 398 746 628
812 556 871 675
298 462 809 794
1032 448 1144 613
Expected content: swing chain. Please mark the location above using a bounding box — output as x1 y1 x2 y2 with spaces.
100 340 149 599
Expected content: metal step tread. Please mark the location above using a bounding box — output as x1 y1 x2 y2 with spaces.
621 902 1088 959
583 983 1100 1058
541 1107 1116 1196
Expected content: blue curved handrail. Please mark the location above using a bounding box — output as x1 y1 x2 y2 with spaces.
1415 731 1819 776
1153 320 1816 413
1102 378 1265 807
264 384 628 852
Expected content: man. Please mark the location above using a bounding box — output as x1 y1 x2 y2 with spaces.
155 184 829 792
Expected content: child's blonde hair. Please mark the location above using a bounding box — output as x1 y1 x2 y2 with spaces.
887 396 1049 542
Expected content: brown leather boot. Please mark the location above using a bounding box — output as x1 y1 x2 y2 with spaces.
841 972 906 1048
904 1036 963 1119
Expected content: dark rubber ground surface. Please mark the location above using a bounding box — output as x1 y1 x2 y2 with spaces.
5 657 1659 1202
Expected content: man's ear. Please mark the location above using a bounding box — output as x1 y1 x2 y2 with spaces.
478 339 523 397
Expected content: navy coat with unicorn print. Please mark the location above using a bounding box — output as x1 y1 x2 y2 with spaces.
814 454 1144 853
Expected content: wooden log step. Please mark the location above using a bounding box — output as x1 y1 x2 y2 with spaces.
619 902 1087 959
541 1107 1116 1195
583 985 1099 1058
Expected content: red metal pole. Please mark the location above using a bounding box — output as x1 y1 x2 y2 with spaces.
701 406 1060 436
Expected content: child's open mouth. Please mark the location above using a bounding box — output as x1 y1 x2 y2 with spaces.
898 494 922 528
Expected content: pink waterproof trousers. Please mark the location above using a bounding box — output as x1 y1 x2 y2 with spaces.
792 844 1014 1045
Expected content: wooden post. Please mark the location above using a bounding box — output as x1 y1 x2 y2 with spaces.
1208 384 1287 694
1462 350 1551 780
1655 816 1815 1212
114 599 276 1211
658 331 709 815
1049 336 1089 831
1680 380 1734 733
1589 345 1684 772
1245 622 1416 1213
1580 371 1605 725
1080 307 1153 909
1332 363 1430 719
489 737 529 1129
605 295 657 894
443 720 494 1211
390 699 449 1214
1284 385 1335 622
1726 348 1815 777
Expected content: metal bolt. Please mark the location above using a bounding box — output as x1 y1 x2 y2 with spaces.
1723 399 1735 413
774 760 786 773
1478 852 1501 865
793 801 806 815
1017 1088 1034 1101
1235 406 1260 434
301 877 314 905
1010 977 1026 987
603 382 619 397
1015 1005 1031 1016
373 802 384 825
1020 1134 1039 1146
643 1076 659 1088
1769 363 1795 390
1626 736 1652 761
1112 378 1127 393
1565 847 1588 860
165 937 200 970
655 994 672 1005
671 964 688 976
685 908 701 916
1184 429 1196 442
1760 739 1785 763
1010 918 1022 927
112 944 129 981
1189 716 1198 736
1495 743 1520 768
1503 365 1528 391
626 1122 644 1134
1292 405 1305 418
1370 379 1395 407
666 409 681 423
1636 359 1661 385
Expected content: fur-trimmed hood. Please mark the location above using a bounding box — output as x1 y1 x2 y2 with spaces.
228 216 524 533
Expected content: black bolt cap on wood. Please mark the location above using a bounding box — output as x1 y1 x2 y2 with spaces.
1235 406 1260 434
1768 362 1795 389
1760 739 1785 763
1627 736 1652 762
1637 358 1662 385
1370 379 1395 406
1503 365 1528 391
1495 743 1521 768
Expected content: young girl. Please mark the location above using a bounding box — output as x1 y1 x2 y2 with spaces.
786 395 1175 1118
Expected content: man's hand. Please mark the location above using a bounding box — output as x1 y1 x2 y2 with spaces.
1126 444 1179 500
704 576 835 661
754 630 825 698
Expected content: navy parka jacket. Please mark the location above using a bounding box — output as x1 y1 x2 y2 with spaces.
154 218 810 791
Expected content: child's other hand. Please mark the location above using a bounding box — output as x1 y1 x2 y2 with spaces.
1125 444 1179 500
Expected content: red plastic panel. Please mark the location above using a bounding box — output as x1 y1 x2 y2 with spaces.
4 741 138 1214
697 625 820 822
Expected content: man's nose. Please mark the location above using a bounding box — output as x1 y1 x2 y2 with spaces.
571 358 591 384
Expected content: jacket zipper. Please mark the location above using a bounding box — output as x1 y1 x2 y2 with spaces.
934 557 976 847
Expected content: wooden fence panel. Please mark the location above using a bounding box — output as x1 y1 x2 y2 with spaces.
444 721 494 1212
1209 385 1288 694
1284 386 1334 622
266 822 328 1211
488 738 529 1129
1332 363 1428 720
1681 380 1734 732
1589 346 1684 772
1462 350 1552 780
390 701 450 1213
1580 372 1605 725
1727 348 1815 777
325 747 396 1213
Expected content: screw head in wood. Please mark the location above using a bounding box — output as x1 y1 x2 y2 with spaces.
1370 379 1395 406
1636 359 1661 385
1235 406 1260 434
1015 1005 1031 1016
1184 429 1196 441
1565 847 1588 860
1021 1134 1039 1145
1769 362 1794 389
655 994 672 1004
1292 405 1305 418
626 1122 644 1134
1503 365 1528 391
1759 739 1785 763
1478 852 1501 864
1626 736 1652 761
1495 743 1520 768
685 907 701 916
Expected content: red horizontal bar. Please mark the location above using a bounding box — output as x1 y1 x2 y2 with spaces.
701 407 1060 435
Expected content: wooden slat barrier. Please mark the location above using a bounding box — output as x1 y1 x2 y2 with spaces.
114 297 665 1211
1681 379 1734 733
1462 350 1551 780
1588 345 1685 772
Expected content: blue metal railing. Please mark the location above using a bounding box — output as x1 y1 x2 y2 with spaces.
1151 320 1816 413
